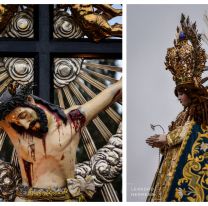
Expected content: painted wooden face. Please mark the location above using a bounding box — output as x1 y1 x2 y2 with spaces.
4 105 48 138
177 92 191 107
5 107 40 130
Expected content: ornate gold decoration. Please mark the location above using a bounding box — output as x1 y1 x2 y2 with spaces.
16 184 85 201
163 120 195 201
165 14 206 87
150 120 195 201
166 126 183 147
0 5 18 33
173 128 208 202
57 4 122 42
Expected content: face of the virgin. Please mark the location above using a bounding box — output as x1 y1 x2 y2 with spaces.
177 91 191 107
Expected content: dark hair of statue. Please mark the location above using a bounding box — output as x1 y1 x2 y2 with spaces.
174 84 208 126
0 85 67 125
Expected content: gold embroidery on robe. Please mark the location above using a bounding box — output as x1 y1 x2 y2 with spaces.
151 119 195 201
173 126 208 202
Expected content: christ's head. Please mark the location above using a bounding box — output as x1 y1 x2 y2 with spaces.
2 96 48 138
0 84 67 138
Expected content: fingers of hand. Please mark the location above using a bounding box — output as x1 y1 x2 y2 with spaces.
146 135 159 143
146 135 156 140
146 134 163 148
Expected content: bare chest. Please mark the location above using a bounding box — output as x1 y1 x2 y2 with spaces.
15 123 79 162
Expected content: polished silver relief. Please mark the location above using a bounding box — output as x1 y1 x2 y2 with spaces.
0 160 21 201
3 7 34 38
75 123 122 188
53 10 84 39
54 58 82 88
4 58 34 84
74 161 92 181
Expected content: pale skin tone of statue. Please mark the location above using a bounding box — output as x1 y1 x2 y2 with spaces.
0 80 121 201
146 91 191 148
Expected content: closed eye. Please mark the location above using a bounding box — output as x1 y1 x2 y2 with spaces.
17 112 27 119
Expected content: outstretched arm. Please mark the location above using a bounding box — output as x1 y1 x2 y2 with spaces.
66 79 122 129
93 4 122 19
81 79 121 125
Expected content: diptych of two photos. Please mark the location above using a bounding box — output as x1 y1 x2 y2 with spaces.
0 3 207 203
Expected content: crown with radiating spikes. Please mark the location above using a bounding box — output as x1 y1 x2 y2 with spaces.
165 14 206 88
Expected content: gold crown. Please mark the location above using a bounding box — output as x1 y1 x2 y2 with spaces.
165 14 207 88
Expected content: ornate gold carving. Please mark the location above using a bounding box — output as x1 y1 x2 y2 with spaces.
16 185 73 201
0 5 18 32
165 14 206 87
57 4 122 42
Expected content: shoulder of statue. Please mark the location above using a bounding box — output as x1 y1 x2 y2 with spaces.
176 109 187 120
66 107 86 133
168 109 189 131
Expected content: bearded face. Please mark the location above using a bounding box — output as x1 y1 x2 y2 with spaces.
5 104 48 139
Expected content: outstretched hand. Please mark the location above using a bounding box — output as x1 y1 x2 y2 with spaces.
146 134 167 148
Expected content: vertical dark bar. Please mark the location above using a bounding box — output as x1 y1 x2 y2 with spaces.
33 55 39 96
33 5 39 39
49 5 54 102
37 5 51 102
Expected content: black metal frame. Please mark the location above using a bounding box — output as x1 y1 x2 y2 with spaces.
0 5 122 103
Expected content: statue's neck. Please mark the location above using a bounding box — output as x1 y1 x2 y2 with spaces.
35 103 62 129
